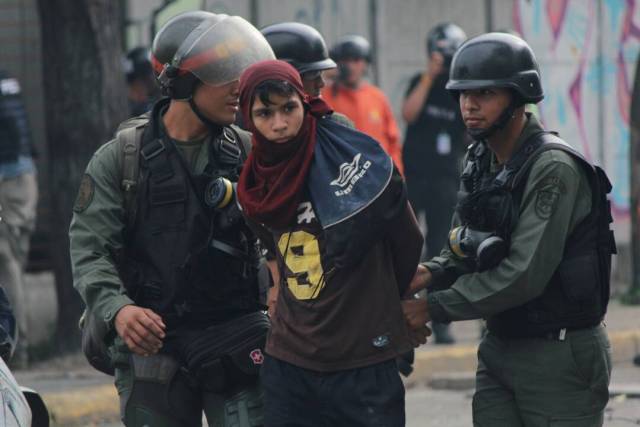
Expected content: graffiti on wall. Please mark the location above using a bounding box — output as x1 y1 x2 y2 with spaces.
514 0 639 221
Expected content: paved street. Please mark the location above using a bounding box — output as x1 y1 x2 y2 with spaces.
13 274 640 426
406 363 640 427
14 361 640 426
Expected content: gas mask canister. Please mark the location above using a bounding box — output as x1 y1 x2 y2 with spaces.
204 177 243 231
447 226 507 271
449 185 516 271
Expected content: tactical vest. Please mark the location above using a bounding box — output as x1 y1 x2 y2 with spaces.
0 73 33 163
458 131 616 339
119 103 262 328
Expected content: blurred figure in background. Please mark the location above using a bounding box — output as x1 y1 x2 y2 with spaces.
401 23 467 344
0 70 38 368
261 22 336 98
260 22 353 129
322 35 403 173
123 47 159 117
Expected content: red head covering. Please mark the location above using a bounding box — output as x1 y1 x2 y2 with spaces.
237 59 331 228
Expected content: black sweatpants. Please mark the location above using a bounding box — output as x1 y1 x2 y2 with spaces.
262 355 405 427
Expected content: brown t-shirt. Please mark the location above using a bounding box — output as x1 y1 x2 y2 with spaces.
262 196 423 372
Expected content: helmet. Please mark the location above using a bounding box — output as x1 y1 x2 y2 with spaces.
151 11 274 99
123 47 153 83
427 22 466 66
261 22 336 74
330 35 371 62
446 32 544 104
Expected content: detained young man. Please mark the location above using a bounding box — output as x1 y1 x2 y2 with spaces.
236 60 428 426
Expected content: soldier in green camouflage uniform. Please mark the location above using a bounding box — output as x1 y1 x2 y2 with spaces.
70 11 274 427
402 33 616 426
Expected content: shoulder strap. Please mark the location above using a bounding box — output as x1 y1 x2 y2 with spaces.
229 124 252 162
510 132 615 247
116 120 147 229
509 131 584 187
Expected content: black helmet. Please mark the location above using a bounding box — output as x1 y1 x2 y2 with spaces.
446 32 544 104
261 22 336 74
124 47 153 83
330 35 371 62
151 11 273 99
427 22 466 66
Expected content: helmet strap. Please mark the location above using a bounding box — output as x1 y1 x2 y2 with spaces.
466 93 522 141
188 96 224 136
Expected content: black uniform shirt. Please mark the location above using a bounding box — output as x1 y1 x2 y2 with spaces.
401 73 466 182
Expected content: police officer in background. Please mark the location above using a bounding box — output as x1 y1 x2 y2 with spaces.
322 35 404 172
70 11 274 426
401 22 467 345
0 70 38 368
402 33 616 425
260 23 356 128
123 47 160 117
261 22 336 98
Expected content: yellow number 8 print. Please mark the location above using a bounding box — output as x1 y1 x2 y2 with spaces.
278 230 325 300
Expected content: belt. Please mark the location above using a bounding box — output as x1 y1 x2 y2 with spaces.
490 321 602 341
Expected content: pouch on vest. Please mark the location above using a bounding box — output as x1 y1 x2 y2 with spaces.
176 311 269 393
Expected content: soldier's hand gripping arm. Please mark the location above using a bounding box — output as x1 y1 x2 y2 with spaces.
425 151 591 323
69 140 165 355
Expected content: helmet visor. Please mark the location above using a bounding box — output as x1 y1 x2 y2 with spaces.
177 16 275 87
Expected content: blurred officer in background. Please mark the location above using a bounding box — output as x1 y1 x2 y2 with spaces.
0 70 38 368
322 35 403 173
401 22 467 345
261 22 336 98
123 47 160 117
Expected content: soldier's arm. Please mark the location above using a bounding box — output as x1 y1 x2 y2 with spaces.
69 141 133 332
426 151 591 322
402 73 434 124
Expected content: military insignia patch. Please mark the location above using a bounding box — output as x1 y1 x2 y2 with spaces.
534 176 565 219
73 174 95 213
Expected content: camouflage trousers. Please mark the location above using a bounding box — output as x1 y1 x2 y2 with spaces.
473 324 611 427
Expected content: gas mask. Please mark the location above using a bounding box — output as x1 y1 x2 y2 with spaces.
452 184 517 271
448 226 507 271
204 177 243 231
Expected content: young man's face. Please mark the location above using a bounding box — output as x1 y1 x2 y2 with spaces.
192 79 241 125
251 92 305 143
301 69 328 97
459 87 512 132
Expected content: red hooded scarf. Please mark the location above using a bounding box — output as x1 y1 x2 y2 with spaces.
237 59 331 229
